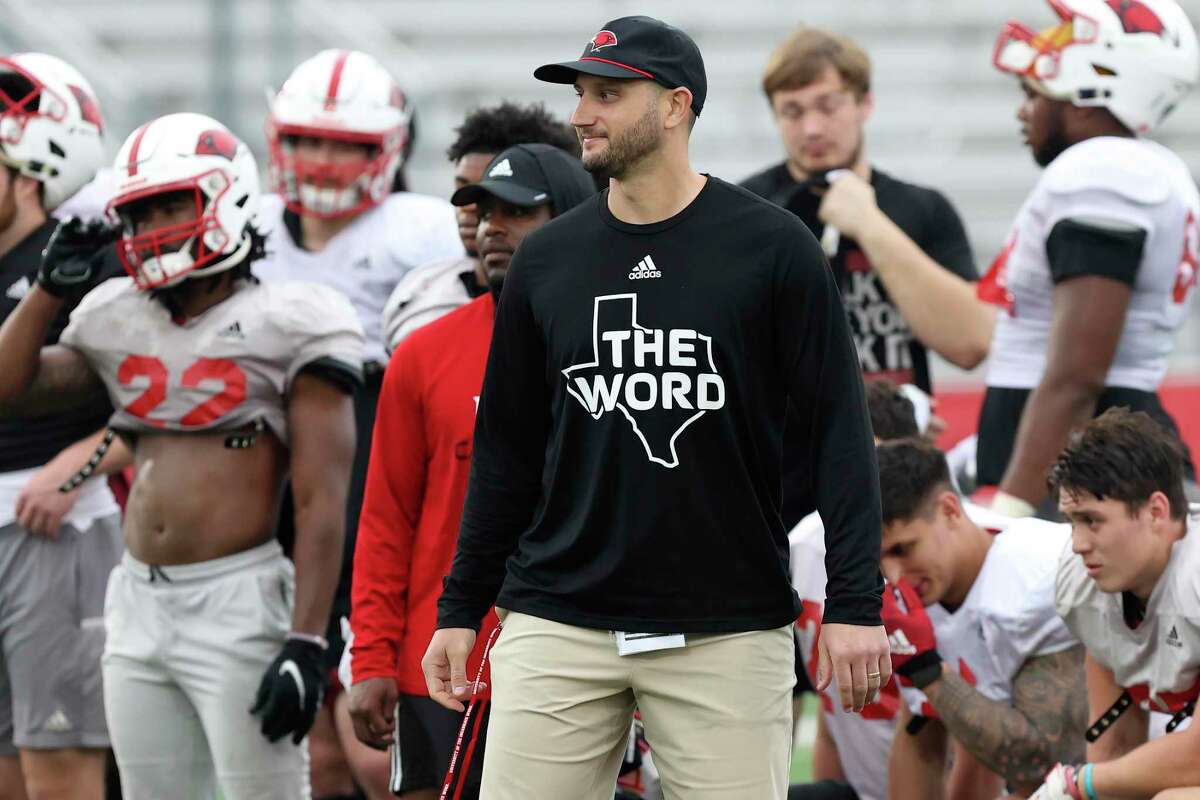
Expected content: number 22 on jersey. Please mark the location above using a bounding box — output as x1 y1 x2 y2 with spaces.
118 355 246 427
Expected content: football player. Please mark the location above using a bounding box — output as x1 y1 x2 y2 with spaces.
256 48 462 797
350 143 595 799
877 439 1085 798
980 0 1200 516
0 112 363 799
1033 408 1200 798
788 381 992 800
381 101 578 352
0 52 117 800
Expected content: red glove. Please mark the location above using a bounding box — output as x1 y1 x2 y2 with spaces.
881 580 943 689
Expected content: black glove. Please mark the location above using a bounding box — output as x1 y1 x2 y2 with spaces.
250 637 326 744
37 217 119 298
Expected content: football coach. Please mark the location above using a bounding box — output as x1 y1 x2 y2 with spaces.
422 16 888 799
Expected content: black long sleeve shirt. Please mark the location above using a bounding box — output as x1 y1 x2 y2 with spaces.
438 176 883 634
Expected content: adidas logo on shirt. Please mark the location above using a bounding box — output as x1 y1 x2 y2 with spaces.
1167 625 1183 648
45 708 72 732
489 158 513 178
5 275 30 300
217 321 245 340
628 255 662 280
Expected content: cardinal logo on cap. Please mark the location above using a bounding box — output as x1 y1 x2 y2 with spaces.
589 30 618 51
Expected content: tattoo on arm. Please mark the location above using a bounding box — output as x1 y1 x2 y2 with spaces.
926 646 1087 794
0 345 104 417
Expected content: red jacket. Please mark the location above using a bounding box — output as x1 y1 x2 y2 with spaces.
351 293 499 696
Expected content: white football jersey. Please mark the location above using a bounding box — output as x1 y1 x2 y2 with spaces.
1056 507 1200 714
380 254 478 353
60 277 363 445
986 136 1200 392
789 512 898 800
898 506 1076 719
254 192 464 363
935 510 1077 704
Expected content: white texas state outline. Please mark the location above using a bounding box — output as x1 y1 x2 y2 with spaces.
562 293 720 469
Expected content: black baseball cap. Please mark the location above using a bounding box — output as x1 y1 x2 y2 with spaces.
450 143 595 216
534 16 707 117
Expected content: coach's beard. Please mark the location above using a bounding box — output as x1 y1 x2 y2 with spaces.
580 103 663 180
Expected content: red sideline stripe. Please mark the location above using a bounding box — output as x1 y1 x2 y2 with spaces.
127 122 151 176
578 56 655 80
325 50 350 111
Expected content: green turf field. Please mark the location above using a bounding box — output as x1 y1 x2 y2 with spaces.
790 694 816 783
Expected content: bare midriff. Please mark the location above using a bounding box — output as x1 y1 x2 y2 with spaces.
122 428 287 565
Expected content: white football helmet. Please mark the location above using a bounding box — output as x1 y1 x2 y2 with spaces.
266 49 411 218
0 53 104 211
994 0 1199 134
108 112 260 290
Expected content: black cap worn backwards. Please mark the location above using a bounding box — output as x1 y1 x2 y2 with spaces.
534 16 707 117
450 143 595 217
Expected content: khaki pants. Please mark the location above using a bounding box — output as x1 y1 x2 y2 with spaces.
481 610 795 800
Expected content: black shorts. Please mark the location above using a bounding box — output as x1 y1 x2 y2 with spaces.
977 385 1196 488
391 693 489 798
788 780 859 800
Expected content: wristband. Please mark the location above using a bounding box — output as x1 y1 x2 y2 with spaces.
1082 763 1096 800
287 631 329 651
992 490 1036 518
897 649 944 690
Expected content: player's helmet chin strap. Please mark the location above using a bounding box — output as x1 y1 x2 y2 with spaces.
139 231 253 291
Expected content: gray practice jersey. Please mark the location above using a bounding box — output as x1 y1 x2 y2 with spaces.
380 254 478 353
60 277 364 445
1057 506 1200 714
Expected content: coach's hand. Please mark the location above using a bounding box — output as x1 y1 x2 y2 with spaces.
881 580 943 690
349 676 399 750
38 217 118 298
816 621 891 714
422 627 477 712
250 637 325 744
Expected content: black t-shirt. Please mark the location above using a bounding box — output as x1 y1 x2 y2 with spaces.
438 176 883 634
740 162 977 391
0 220 119 472
742 163 976 527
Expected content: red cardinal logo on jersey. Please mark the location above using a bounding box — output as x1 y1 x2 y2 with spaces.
589 30 618 51
1107 0 1167 36
195 129 238 160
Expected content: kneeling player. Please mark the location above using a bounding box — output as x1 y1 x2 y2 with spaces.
1034 408 1200 799
0 113 363 799
789 384 1011 800
878 439 1084 798
788 380 925 800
